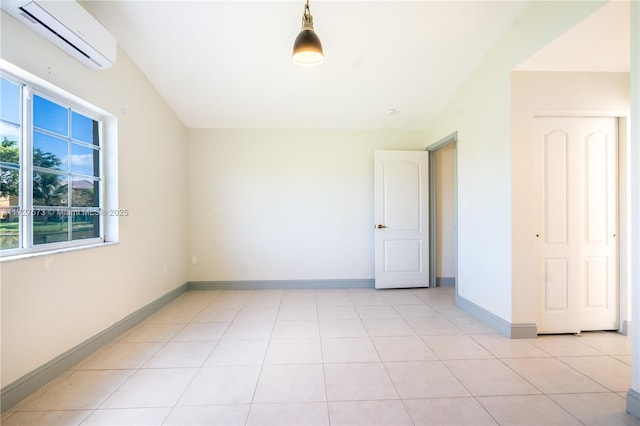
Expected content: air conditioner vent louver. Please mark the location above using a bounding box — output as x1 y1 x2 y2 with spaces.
1 0 116 70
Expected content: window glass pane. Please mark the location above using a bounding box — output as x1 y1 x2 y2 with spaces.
0 208 19 249
72 212 99 241
33 131 68 171
72 178 98 207
71 143 98 176
33 95 68 136
33 210 68 245
0 123 20 167
0 167 19 205
72 112 98 145
33 172 68 207
1 78 20 124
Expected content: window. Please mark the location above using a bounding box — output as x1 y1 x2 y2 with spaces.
1 70 107 256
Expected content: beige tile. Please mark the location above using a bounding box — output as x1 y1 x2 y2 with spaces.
277 306 318 321
5 371 74 412
447 315 497 334
421 335 494 360
247 402 329 425
405 317 463 336
393 304 439 320
430 304 468 317
558 356 632 392
11 288 639 426
371 336 437 362
23 370 133 410
444 359 540 396
143 341 216 368
470 334 550 358
280 290 317 307
362 318 416 337
381 291 424 305
205 339 269 366
171 290 218 309
415 292 456 306
192 306 240 322
1 410 92 425
254 364 326 403
210 290 253 307
171 322 228 341
347 290 389 306
328 400 413 425
178 366 261 405
146 306 199 324
404 397 498 425
235 305 279 322
321 337 380 363
477 395 582 425
100 368 197 408
264 338 323 364
81 407 171 425
319 319 368 338
245 289 283 306
271 320 319 339
164 404 250 425
119 323 182 343
578 331 632 356
315 289 352 306
384 361 469 399
318 305 360 320
356 305 400 319
503 358 609 394
223 321 274 340
616 355 633 366
78 342 163 370
531 335 606 357
549 392 640 426
325 363 399 401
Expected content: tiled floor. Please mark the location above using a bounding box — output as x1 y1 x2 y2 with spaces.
2 286 638 425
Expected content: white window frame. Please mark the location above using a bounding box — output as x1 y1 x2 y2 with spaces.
1 60 117 260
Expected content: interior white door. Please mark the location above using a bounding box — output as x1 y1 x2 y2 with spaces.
534 116 618 333
374 150 429 289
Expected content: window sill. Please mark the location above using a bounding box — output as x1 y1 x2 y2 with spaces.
0 241 119 263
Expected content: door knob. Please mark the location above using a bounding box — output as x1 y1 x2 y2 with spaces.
377 224 388 229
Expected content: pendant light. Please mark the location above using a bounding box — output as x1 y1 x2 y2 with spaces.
292 0 323 66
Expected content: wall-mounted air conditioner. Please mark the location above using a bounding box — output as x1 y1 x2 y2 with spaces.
1 0 116 69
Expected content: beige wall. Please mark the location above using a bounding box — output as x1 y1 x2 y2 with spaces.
510 71 630 326
435 143 456 279
0 12 189 387
424 1 605 322
187 129 425 282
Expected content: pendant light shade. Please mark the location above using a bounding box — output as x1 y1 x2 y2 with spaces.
292 0 323 66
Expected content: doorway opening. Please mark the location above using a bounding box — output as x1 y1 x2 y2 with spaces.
427 133 458 290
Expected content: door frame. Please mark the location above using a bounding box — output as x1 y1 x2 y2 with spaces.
426 132 458 291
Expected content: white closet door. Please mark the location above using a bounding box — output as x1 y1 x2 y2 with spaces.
534 116 618 333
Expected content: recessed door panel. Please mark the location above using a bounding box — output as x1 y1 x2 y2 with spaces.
544 259 568 312
585 132 609 244
544 130 569 245
384 240 422 273
585 257 608 308
384 162 420 231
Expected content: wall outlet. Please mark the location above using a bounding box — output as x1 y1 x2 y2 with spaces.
191 256 197 265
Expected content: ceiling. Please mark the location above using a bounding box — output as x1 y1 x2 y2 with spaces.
83 1 629 130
